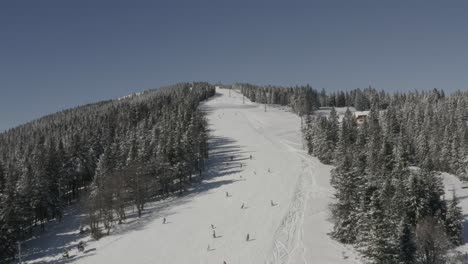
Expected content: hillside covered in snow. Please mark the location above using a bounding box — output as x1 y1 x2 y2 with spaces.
14 87 361 264
4 84 468 264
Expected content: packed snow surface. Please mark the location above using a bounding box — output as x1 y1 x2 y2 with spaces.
20 88 360 263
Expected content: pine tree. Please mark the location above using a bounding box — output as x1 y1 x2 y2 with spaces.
445 191 464 246
406 173 426 226
366 191 398 263
313 117 333 164
331 141 358 243
397 218 416 264
354 89 370 111
365 103 383 185
328 108 339 145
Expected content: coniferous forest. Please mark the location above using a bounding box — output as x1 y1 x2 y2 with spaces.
1 82 467 263
240 84 466 263
0 82 215 260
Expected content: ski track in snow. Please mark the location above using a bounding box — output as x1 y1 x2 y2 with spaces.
19 88 361 264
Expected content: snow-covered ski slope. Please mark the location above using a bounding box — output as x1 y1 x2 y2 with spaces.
21 88 360 264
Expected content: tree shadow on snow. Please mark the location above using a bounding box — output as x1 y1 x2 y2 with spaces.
20 205 91 264
21 134 250 263
104 136 250 230
456 194 468 201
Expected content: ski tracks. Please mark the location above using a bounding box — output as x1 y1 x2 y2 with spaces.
273 139 361 264
268 137 324 264
269 158 312 264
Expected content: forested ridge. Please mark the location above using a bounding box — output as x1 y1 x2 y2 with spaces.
2 82 467 263
0 82 215 261
240 83 467 263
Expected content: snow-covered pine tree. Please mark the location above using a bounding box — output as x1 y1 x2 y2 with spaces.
313 117 332 164
366 189 398 263
365 103 383 185
445 191 464 246
331 133 358 243
397 218 416 264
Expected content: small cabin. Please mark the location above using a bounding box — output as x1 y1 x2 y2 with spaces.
354 111 370 126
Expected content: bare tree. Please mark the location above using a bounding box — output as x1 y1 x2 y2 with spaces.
415 217 450 264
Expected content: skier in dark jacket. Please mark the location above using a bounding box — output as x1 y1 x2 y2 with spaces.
77 241 85 252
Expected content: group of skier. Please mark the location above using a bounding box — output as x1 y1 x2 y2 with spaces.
62 241 85 259
159 152 271 264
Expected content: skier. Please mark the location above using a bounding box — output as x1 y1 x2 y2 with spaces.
226 191 229 197
77 241 85 252
249 155 252 160
246 233 250 241
271 200 275 206
230 156 233 161
62 249 69 259
211 224 215 229
268 168 270 173
213 230 216 238
207 244 210 251
240 163 242 168
241 203 244 209
163 217 166 224
223 261 227 264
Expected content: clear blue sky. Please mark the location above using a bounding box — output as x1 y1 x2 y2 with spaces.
1 0 467 131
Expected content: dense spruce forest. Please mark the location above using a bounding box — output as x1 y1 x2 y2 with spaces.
2 81 466 263
0 82 215 261
240 84 466 263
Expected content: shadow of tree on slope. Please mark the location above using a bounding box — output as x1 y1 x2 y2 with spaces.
19 205 89 264
20 135 250 263
107 135 251 234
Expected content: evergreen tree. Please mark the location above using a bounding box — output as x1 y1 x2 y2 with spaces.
398 218 416 264
366 191 398 263
445 191 464 246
